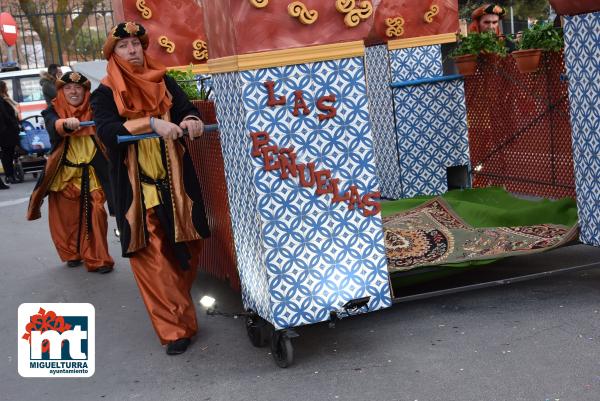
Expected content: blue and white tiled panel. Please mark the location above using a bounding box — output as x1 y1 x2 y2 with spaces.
211 72 273 322
240 58 392 329
393 79 470 198
389 45 443 82
564 11 600 246
365 45 404 199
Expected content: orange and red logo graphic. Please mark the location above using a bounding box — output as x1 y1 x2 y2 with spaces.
21 308 72 353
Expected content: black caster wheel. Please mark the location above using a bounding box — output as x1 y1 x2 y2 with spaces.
32 172 38 179
271 331 294 368
246 313 270 347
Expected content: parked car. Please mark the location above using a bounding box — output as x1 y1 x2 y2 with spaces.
0 65 70 121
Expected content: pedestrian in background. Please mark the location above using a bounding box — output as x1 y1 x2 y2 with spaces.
40 64 63 106
0 80 20 188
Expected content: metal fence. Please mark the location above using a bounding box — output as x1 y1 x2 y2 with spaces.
0 1 114 70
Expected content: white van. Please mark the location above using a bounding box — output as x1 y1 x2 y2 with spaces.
0 66 70 123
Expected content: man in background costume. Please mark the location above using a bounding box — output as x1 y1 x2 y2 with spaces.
91 21 209 355
469 4 515 52
469 3 506 34
27 72 114 274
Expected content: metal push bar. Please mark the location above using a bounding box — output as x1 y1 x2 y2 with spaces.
117 124 219 143
77 121 219 143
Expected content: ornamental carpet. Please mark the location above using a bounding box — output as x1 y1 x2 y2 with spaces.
381 188 578 272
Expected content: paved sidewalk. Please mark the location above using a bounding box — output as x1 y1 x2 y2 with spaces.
2 179 600 401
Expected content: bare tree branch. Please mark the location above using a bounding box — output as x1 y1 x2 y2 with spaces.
16 0 106 65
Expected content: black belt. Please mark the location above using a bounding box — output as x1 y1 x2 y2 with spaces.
62 158 92 254
139 173 191 270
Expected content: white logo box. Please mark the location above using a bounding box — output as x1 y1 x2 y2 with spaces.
18 303 95 378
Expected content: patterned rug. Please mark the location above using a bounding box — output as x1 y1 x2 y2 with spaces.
384 198 578 272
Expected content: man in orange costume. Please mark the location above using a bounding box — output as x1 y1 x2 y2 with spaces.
91 22 210 355
27 72 114 274
469 3 506 34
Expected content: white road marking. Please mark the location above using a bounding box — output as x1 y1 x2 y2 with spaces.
0 197 29 208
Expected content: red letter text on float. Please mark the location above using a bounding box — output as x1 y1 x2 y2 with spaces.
278 147 298 179
264 80 286 107
346 185 364 211
292 90 310 117
330 178 351 204
314 169 333 195
261 145 281 171
316 95 337 121
298 162 317 187
251 130 382 218
250 131 270 157
361 192 381 217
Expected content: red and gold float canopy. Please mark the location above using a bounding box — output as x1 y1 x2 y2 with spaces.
112 0 208 67
548 0 600 16
113 0 459 67
203 0 459 58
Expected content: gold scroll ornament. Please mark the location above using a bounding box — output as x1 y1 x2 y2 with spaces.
287 1 318 25
136 0 152 19
249 0 269 8
385 17 405 38
335 0 373 28
193 39 208 61
158 36 176 54
424 5 440 23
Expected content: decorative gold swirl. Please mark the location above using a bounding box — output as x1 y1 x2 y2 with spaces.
336 0 373 28
249 0 269 8
136 0 152 19
158 36 175 54
385 17 405 38
424 5 440 23
287 1 318 25
192 39 208 61
335 0 355 13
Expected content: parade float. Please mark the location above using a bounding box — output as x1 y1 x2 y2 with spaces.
111 0 600 367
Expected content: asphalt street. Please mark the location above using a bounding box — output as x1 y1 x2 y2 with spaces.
1 178 599 401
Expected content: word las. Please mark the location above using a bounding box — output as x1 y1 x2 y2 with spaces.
263 80 337 122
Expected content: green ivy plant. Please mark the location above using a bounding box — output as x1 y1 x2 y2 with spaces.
517 22 564 51
166 65 212 101
450 32 508 58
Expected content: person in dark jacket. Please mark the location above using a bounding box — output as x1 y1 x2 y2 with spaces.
0 80 20 188
40 64 63 106
90 21 209 355
27 72 114 273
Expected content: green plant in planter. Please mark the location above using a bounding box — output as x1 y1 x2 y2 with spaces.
166 65 212 101
451 32 508 58
517 21 564 51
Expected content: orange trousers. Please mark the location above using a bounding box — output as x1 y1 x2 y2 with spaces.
130 207 203 345
48 183 114 271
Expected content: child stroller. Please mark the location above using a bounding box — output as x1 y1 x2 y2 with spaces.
13 115 51 182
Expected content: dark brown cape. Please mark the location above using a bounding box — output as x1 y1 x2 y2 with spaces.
90 75 210 257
